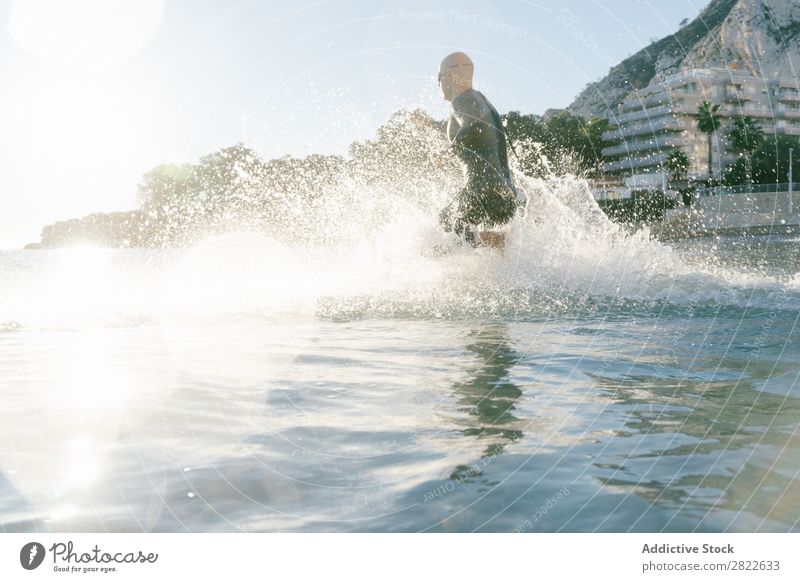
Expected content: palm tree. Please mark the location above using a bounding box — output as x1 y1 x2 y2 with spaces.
696 101 722 181
729 115 764 191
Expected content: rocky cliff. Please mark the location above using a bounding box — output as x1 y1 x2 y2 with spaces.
569 0 800 118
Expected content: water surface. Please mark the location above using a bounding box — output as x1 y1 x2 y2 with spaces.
2 181 799 532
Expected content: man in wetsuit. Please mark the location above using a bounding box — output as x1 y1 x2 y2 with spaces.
434 51 521 245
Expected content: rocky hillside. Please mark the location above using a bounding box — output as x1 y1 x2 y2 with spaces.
569 0 800 118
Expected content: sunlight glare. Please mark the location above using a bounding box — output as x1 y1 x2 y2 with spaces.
9 0 164 71
64 437 101 489
20 74 145 174
52 245 114 305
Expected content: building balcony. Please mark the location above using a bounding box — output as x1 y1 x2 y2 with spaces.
724 90 753 102
729 105 783 119
763 125 800 136
602 135 685 158
602 117 686 141
667 87 702 99
612 105 673 125
668 96 711 114
603 153 669 173
618 91 672 113
778 92 800 102
639 92 672 109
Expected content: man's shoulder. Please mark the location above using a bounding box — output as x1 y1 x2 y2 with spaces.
454 88 479 104
453 89 489 114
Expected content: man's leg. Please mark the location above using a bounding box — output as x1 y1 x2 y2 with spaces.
481 183 517 227
438 202 456 233
440 190 479 244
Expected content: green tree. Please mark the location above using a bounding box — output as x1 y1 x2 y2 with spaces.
501 111 549 177
728 115 764 189
666 149 689 185
666 149 692 205
696 100 722 180
544 110 599 172
350 108 443 187
137 163 194 209
583 116 612 172
192 144 269 214
724 134 800 185
501 110 610 177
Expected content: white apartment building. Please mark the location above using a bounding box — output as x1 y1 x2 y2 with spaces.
601 68 800 183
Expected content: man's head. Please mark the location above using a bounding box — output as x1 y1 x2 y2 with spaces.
438 51 473 102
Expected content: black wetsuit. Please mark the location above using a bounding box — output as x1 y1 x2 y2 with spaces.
438 88 518 242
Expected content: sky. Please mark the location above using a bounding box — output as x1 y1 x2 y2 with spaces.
0 0 709 248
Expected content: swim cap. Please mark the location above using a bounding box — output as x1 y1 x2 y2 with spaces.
438 51 473 101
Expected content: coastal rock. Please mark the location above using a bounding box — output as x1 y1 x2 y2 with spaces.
569 0 799 118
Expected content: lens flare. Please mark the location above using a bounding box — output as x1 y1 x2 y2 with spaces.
9 0 164 71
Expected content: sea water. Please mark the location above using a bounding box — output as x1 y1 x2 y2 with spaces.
1 174 799 532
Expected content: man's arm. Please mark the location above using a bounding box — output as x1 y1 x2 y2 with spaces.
431 112 461 167
433 95 481 165
448 95 483 148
